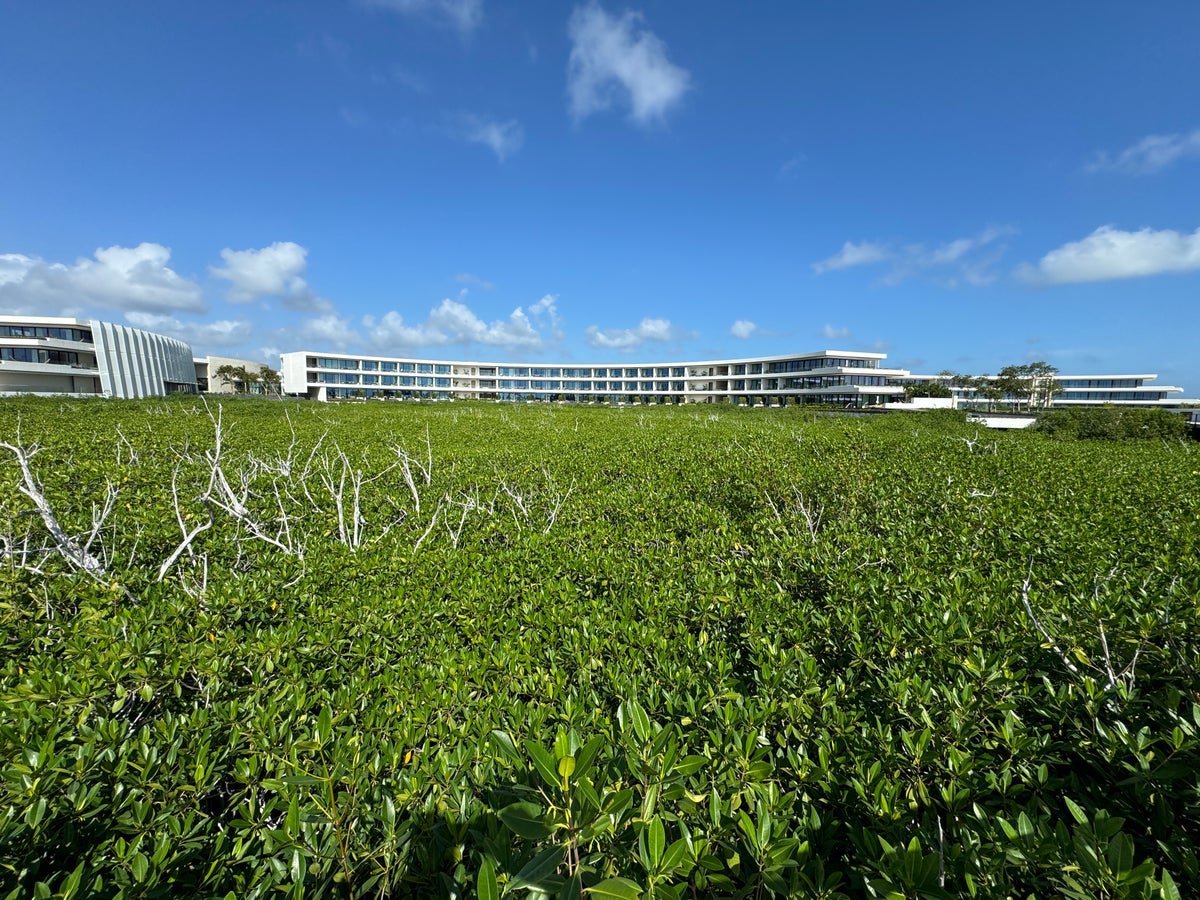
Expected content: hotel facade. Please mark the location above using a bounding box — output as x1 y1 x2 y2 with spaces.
0 316 198 398
0 314 1190 410
280 349 911 407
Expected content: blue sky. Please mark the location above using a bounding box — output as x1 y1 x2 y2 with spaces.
2 1 1199 392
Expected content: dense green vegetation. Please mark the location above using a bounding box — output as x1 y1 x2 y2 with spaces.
2 398 1198 899
1034 407 1189 442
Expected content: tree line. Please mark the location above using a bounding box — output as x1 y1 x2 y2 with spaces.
213 363 282 396
905 361 1062 412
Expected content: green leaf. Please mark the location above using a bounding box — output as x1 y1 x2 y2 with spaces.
1161 869 1181 900
509 845 565 892
673 755 707 776
491 730 523 768
645 816 665 869
588 877 643 899
316 707 333 744
558 755 576 779
59 860 86 900
283 775 323 786
525 740 561 791
497 801 552 840
621 699 653 743
641 782 660 822
477 857 499 900
660 838 690 874
1064 797 1089 826
560 873 583 900
574 735 605 780
129 852 149 883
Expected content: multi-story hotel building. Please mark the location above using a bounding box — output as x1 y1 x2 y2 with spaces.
907 372 1187 409
0 316 198 398
280 349 911 406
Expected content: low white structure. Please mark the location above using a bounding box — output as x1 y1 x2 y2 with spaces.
280 349 912 406
905 372 1187 409
195 355 276 394
0 316 197 398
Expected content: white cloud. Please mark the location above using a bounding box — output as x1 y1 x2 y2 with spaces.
210 241 331 312
364 297 549 351
528 293 565 342
125 312 254 349
585 317 680 351
567 3 690 125
302 313 361 350
814 228 1014 287
454 114 524 161
820 324 851 341
730 319 757 339
456 272 495 289
812 241 892 274
362 0 482 32
1016 225 1200 284
777 154 805 182
0 244 205 314
1085 129 1200 175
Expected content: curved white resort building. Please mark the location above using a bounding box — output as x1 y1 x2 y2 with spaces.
0 316 198 398
280 349 911 406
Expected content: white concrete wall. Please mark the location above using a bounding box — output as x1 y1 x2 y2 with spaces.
92 321 197 398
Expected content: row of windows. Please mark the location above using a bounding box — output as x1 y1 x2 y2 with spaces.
1060 391 1167 401
311 357 456 374
768 357 877 373
0 347 84 365
1059 379 1145 389
0 325 94 343
315 373 454 387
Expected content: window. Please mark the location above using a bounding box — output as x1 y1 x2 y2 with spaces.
0 347 81 365
381 362 397 371
361 361 379 371
0 325 93 342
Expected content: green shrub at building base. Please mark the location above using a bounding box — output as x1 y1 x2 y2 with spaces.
1034 406 1188 441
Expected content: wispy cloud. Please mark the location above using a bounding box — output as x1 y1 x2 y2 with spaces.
567 3 690 126
456 272 495 289
585 316 683 351
1016 224 1200 284
452 113 524 160
812 241 891 274
813 227 1015 287
777 154 805 182
820 324 851 341
730 319 757 339
1084 129 1200 175
362 0 483 33
211 242 332 313
125 312 254 349
0 243 205 315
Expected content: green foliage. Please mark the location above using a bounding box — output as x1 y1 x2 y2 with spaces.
904 382 953 400
1035 407 1188 441
1 398 1198 897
